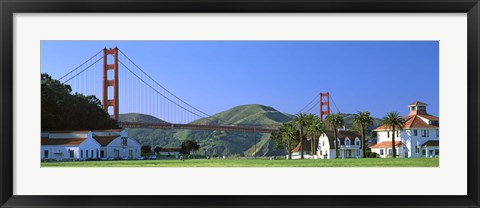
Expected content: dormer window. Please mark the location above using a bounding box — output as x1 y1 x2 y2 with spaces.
410 106 416 111
121 137 127 146
345 140 351 145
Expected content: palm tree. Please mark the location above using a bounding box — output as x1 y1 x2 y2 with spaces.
353 111 374 158
294 113 310 159
382 112 405 158
325 113 345 158
305 114 324 158
281 122 299 159
271 122 298 159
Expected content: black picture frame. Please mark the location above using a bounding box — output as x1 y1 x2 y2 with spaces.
1 0 479 207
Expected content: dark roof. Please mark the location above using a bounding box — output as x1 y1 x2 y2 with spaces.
92 135 119 146
41 138 86 146
422 140 439 147
291 139 312 152
409 101 428 106
160 148 182 152
323 130 361 150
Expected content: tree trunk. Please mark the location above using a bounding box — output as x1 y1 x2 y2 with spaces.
334 127 339 158
391 126 396 158
362 127 366 158
300 128 304 159
310 138 314 159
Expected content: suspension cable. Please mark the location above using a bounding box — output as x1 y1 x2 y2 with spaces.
58 49 103 81
62 56 103 84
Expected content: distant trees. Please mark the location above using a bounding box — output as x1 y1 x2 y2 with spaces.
382 112 405 158
41 73 118 131
325 113 345 158
271 122 299 159
180 140 200 155
353 111 374 158
141 145 152 154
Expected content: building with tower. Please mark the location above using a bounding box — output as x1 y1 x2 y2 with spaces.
370 101 439 158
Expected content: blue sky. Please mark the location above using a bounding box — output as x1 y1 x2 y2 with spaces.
41 41 439 120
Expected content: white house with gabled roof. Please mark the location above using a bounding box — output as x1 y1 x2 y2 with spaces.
41 129 141 161
371 101 439 158
316 130 362 159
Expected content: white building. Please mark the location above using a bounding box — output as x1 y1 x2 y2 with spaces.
316 130 362 159
41 129 141 161
371 101 439 158
158 148 181 158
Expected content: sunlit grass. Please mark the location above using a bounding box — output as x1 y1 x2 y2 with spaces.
41 157 439 167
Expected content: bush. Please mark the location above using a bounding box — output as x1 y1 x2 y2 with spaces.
368 152 379 158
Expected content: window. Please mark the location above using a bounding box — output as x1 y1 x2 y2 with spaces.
436 129 439 137
415 146 419 153
422 130 429 137
380 149 384 155
86 150 89 158
388 149 392 155
396 131 399 137
345 140 350 145
91 150 94 158
355 140 360 146
422 150 426 155
387 131 390 138
69 150 74 158
418 106 426 111
44 150 48 158
80 150 83 158
322 141 325 146
121 137 128 147
410 106 416 111
435 149 439 156
413 130 417 136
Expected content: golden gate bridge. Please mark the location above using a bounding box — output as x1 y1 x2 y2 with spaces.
58 47 337 133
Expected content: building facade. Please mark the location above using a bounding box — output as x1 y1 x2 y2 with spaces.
317 130 362 159
41 129 141 161
371 101 439 158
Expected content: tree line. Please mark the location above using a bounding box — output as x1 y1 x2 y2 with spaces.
271 111 405 159
41 73 118 131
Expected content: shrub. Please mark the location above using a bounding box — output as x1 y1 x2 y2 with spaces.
368 152 379 158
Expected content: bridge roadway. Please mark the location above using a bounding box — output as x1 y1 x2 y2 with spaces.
118 122 278 133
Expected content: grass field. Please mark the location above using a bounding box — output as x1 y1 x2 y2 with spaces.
41 158 439 167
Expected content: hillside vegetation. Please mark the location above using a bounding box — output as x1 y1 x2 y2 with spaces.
121 105 382 157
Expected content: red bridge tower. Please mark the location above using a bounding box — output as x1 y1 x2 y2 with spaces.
320 92 330 121
102 47 119 120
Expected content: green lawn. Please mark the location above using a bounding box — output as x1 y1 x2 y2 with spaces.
41 158 439 167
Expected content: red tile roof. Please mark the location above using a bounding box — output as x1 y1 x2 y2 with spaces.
370 141 403 149
418 114 439 121
92 135 119 146
41 138 86 146
374 114 438 131
45 129 123 133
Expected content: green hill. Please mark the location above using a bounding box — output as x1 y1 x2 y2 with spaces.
120 108 382 157
119 113 169 124
175 104 292 157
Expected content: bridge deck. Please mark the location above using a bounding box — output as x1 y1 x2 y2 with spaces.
118 122 278 133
